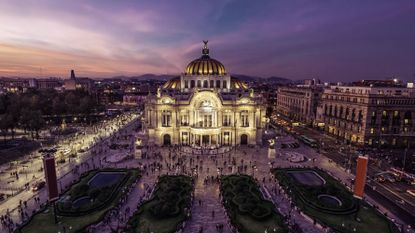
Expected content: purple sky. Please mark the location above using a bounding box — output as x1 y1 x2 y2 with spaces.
0 0 414 81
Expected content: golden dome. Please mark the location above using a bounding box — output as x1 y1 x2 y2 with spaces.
162 76 180 90
230 77 248 90
185 41 226 76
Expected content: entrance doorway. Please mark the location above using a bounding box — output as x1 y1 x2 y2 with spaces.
163 134 171 145
240 134 248 145
202 135 209 145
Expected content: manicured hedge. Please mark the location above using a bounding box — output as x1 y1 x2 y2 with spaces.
18 168 140 233
56 169 131 216
220 175 287 233
126 175 193 233
272 168 400 233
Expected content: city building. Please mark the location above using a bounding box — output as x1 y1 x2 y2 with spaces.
144 41 266 146
0 78 31 93
64 70 95 93
316 82 415 147
275 81 323 126
29 78 63 90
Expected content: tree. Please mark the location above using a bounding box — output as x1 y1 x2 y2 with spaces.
52 96 66 115
0 114 13 142
79 96 94 115
20 109 32 134
29 110 45 139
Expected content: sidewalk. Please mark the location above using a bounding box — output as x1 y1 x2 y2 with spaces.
182 178 231 233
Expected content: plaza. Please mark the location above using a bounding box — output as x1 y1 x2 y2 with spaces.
0 115 412 232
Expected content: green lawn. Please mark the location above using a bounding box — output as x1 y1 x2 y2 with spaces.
272 168 400 233
127 175 193 233
220 175 287 233
19 168 140 233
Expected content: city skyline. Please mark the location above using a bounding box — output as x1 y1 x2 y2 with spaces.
1 0 415 81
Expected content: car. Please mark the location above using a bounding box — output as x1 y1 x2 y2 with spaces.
32 181 46 192
375 175 386 183
407 189 415 197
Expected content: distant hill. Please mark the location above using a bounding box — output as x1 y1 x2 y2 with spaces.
111 73 292 84
231 74 292 84
231 74 261 82
112 74 176 81
264 76 292 84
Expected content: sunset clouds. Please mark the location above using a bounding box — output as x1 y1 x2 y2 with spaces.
0 0 414 81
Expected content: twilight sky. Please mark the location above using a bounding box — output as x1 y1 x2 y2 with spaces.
0 0 414 81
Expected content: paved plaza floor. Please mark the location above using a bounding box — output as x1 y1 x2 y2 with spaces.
1 121 413 233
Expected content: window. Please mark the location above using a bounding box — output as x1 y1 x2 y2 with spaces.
210 80 214 88
203 80 208 88
197 80 201 88
185 80 188 88
216 80 221 88
202 114 213 127
223 114 231 126
162 110 171 127
223 80 227 89
191 80 195 88
241 110 249 127
370 128 374 134
181 114 189 126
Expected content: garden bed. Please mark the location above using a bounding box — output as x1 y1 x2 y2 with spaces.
220 175 287 233
18 168 140 233
272 168 400 233
126 175 193 233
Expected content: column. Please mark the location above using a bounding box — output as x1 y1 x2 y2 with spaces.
218 110 222 127
199 134 202 146
209 135 211 146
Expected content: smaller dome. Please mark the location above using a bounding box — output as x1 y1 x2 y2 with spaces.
185 41 226 76
162 76 180 90
230 77 248 90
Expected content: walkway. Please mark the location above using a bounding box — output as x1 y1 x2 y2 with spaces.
90 171 157 233
182 176 231 233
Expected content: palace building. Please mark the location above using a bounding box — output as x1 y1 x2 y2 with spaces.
144 41 266 146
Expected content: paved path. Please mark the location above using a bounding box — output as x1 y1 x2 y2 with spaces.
182 177 231 233
90 171 157 233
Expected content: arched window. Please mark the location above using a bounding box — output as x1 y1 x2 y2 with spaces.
210 80 214 88
203 80 208 88
216 80 221 88
191 80 195 88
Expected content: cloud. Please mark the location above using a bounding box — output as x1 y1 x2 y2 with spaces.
0 0 414 81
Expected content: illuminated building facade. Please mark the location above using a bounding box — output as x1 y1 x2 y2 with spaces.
316 84 415 147
144 41 266 146
275 84 323 126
